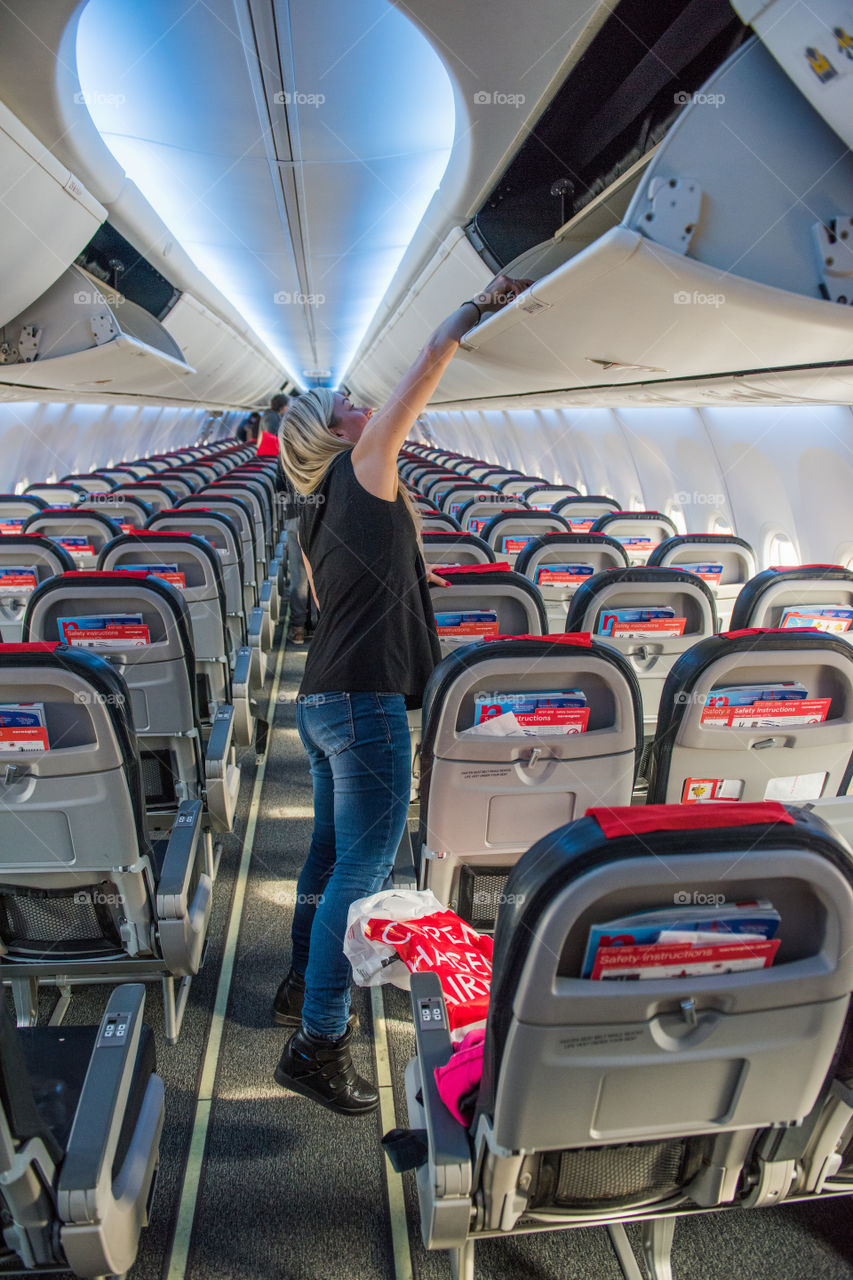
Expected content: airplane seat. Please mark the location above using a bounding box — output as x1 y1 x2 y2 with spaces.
22 510 123 569
0 983 164 1279
151 473 196 500
648 534 757 629
439 483 504 519
417 634 641 925
521 483 581 508
564 567 718 766
422 532 496 567
416 497 439 515
456 496 530 536
496 475 546 497
552 494 622 527
0 495 49 534
422 473 469 505
407 567 548 802
113 482 181 513
99 530 233 720
23 484 88 507
147 508 249 651
203 479 282 624
93 468 144 488
23 570 241 833
729 565 853 634
422 513 462 534
79 493 154 532
480 510 572 567
0 642 213 1040
515 532 630 630
591 511 679 566
405 802 853 1280
647 628 853 806
59 473 117 495
0 535 74 643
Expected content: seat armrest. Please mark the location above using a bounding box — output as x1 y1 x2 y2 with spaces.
157 799 203 908
206 704 234 769
204 706 239 833
56 984 147 1221
409 973 473 1176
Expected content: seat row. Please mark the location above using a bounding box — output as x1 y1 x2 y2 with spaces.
0 433 289 1280
0 439 288 1043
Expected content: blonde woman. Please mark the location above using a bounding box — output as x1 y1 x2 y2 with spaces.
273 274 531 1115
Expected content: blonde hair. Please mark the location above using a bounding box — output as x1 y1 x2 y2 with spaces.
278 389 420 528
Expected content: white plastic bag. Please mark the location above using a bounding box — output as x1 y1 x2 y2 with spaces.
344 888 446 987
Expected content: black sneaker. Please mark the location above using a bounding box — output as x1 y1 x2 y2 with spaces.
274 1026 378 1115
272 969 356 1029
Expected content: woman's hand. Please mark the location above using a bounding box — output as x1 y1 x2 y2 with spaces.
474 274 535 316
426 567 450 588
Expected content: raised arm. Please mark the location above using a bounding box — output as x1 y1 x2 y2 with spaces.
351 274 532 500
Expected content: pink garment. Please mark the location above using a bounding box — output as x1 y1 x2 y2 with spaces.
434 1028 486 1125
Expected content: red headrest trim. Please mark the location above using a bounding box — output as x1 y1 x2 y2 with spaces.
588 802 795 838
484 632 593 646
722 627 823 639
437 562 512 576
62 570 150 580
770 564 845 573
0 641 63 654
121 529 195 539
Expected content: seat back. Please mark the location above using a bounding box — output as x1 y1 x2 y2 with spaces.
552 494 622 529
423 473 473 505
648 534 757 629
176 495 257 611
0 536 74 643
23 484 86 506
206 481 270 567
147 508 245 651
496 475 545 497
421 533 495 567
419 635 641 924
648 629 853 804
22 511 123 568
476 803 853 1181
100 531 231 713
566 567 718 734
422 513 462 534
113 482 180 513
439 484 503 521
0 642 147 886
0 495 48 535
730 565 853 636
591 511 679 565
522 483 581 508
82 494 153 531
481 510 572 566
59 473 116 495
429 566 547 656
23 573 202 821
457 496 528 536
152 472 195 499
515 533 630 629
92 468 141 487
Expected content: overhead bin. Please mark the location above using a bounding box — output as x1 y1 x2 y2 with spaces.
0 264 194 395
425 35 853 406
0 100 106 332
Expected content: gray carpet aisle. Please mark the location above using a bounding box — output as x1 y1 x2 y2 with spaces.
185 645 395 1280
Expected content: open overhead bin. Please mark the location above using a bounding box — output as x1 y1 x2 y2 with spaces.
422 34 853 406
0 264 194 395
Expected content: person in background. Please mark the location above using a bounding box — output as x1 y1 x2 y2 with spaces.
271 273 531 1116
257 393 288 454
236 410 260 444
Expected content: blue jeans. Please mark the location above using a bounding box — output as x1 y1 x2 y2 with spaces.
292 691 411 1039
285 516 309 629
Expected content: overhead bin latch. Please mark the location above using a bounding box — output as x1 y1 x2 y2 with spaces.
638 177 702 254
813 216 853 303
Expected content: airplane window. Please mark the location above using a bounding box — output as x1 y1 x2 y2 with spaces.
767 532 799 566
667 505 687 535
712 515 734 536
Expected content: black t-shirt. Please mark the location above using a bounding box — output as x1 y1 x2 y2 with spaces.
298 452 441 707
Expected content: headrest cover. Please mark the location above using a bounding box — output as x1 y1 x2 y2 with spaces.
0 641 63 654
63 570 150 580
484 632 592 646
587 802 795 837
723 627 822 639
438 562 511 576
